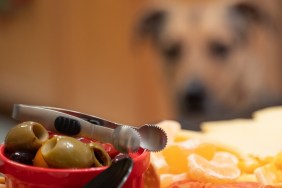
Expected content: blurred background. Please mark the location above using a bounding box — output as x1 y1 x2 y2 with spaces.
0 0 281 136
0 0 175 136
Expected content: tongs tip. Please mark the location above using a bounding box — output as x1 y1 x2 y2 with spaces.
139 124 168 152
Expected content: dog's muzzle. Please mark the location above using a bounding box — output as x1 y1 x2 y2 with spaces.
180 80 206 113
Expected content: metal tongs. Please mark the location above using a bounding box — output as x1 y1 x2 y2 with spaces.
12 104 167 153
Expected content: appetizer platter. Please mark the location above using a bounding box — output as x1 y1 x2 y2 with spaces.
1 105 282 188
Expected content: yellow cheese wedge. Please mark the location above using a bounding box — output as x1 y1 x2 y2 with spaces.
199 106 282 157
201 119 256 133
254 106 282 130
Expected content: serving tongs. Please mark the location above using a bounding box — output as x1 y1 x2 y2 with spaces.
12 104 167 153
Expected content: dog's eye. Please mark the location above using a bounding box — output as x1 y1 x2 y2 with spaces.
161 42 182 63
209 41 231 59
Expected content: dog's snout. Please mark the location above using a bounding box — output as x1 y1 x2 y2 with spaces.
182 81 206 112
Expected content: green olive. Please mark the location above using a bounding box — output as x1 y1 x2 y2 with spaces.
5 121 49 152
41 136 95 168
89 142 111 167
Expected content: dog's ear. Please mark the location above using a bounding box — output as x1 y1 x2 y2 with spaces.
135 10 166 42
229 2 269 38
231 2 263 23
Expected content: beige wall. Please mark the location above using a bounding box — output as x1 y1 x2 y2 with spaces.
0 0 175 126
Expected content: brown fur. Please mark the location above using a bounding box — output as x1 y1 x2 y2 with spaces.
136 0 282 129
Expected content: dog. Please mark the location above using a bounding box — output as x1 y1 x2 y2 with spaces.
136 0 282 129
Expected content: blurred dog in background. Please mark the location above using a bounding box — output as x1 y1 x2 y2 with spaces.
136 0 282 129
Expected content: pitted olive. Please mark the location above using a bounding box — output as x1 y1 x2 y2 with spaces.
5 121 49 152
41 136 95 168
89 142 111 167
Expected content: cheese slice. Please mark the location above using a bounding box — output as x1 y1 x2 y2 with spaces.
199 106 282 157
254 106 282 127
201 119 256 133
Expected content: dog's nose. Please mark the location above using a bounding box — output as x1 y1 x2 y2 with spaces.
183 81 206 112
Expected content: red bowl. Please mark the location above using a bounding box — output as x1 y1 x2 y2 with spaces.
0 144 150 188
